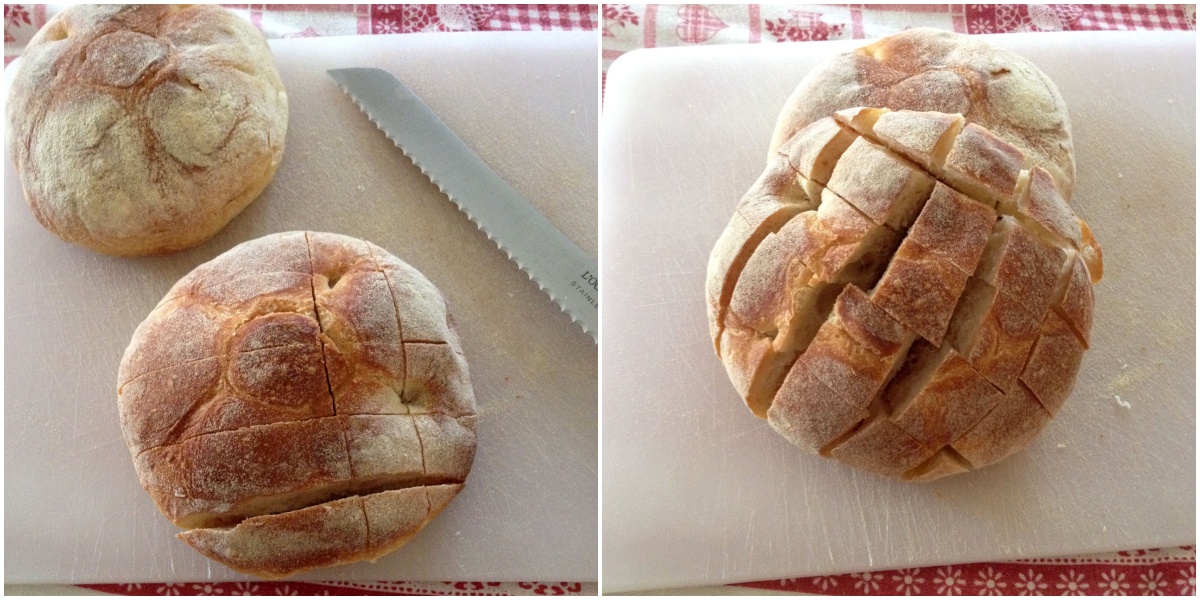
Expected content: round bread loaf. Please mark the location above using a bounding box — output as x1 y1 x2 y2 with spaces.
769 28 1075 200
708 101 1102 480
6 5 288 256
118 232 476 578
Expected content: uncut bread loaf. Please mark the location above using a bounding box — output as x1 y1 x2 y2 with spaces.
6 5 288 256
118 232 476 578
706 105 1102 481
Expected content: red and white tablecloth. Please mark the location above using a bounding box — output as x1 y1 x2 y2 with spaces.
600 3 1195 596
3 4 597 597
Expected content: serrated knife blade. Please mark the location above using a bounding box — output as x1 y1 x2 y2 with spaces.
328 67 597 341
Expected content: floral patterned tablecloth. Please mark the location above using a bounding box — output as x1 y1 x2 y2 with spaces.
601 3 1195 596
4 4 597 596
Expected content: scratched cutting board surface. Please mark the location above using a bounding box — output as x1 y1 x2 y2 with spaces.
601 31 1195 593
4 32 597 583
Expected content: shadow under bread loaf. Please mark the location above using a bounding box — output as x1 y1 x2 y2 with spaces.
118 232 477 578
707 30 1102 482
6 4 288 256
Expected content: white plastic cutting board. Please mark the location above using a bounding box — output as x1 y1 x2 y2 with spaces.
4 32 597 583
602 31 1195 593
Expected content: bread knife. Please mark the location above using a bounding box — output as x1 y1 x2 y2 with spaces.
328 67 598 341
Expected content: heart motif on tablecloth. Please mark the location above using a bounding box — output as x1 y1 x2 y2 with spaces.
676 4 727 44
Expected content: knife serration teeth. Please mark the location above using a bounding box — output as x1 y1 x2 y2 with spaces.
334 83 597 341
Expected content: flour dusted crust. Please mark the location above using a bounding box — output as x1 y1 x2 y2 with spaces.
118 232 476 577
708 102 1101 480
768 28 1075 201
6 5 288 256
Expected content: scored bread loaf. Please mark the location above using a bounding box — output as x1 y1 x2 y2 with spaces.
118 232 476 578
6 5 288 256
708 103 1101 480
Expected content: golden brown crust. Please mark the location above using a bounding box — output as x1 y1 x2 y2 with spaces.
6 5 288 256
769 28 1075 200
119 231 475 576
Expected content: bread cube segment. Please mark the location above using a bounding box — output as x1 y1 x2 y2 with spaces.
118 297 230 388
945 277 1041 393
135 417 354 529
1011 166 1084 250
719 327 772 414
403 342 478 418
942 122 1027 207
824 136 935 230
832 106 890 137
950 383 1051 468
706 196 805 355
870 110 965 172
813 190 903 283
871 237 971 347
1053 253 1095 348
803 285 916 408
720 279 847 419
755 151 814 208
974 216 1068 321
118 357 223 457
180 494 369 579
903 448 972 482
768 358 868 453
727 221 820 338
1020 311 1086 417
905 183 997 276
886 341 1002 447
781 117 857 202
413 414 478 482
828 410 938 478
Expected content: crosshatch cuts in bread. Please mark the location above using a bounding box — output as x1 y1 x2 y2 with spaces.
6 5 288 256
118 232 477 578
707 101 1102 480
769 28 1076 202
